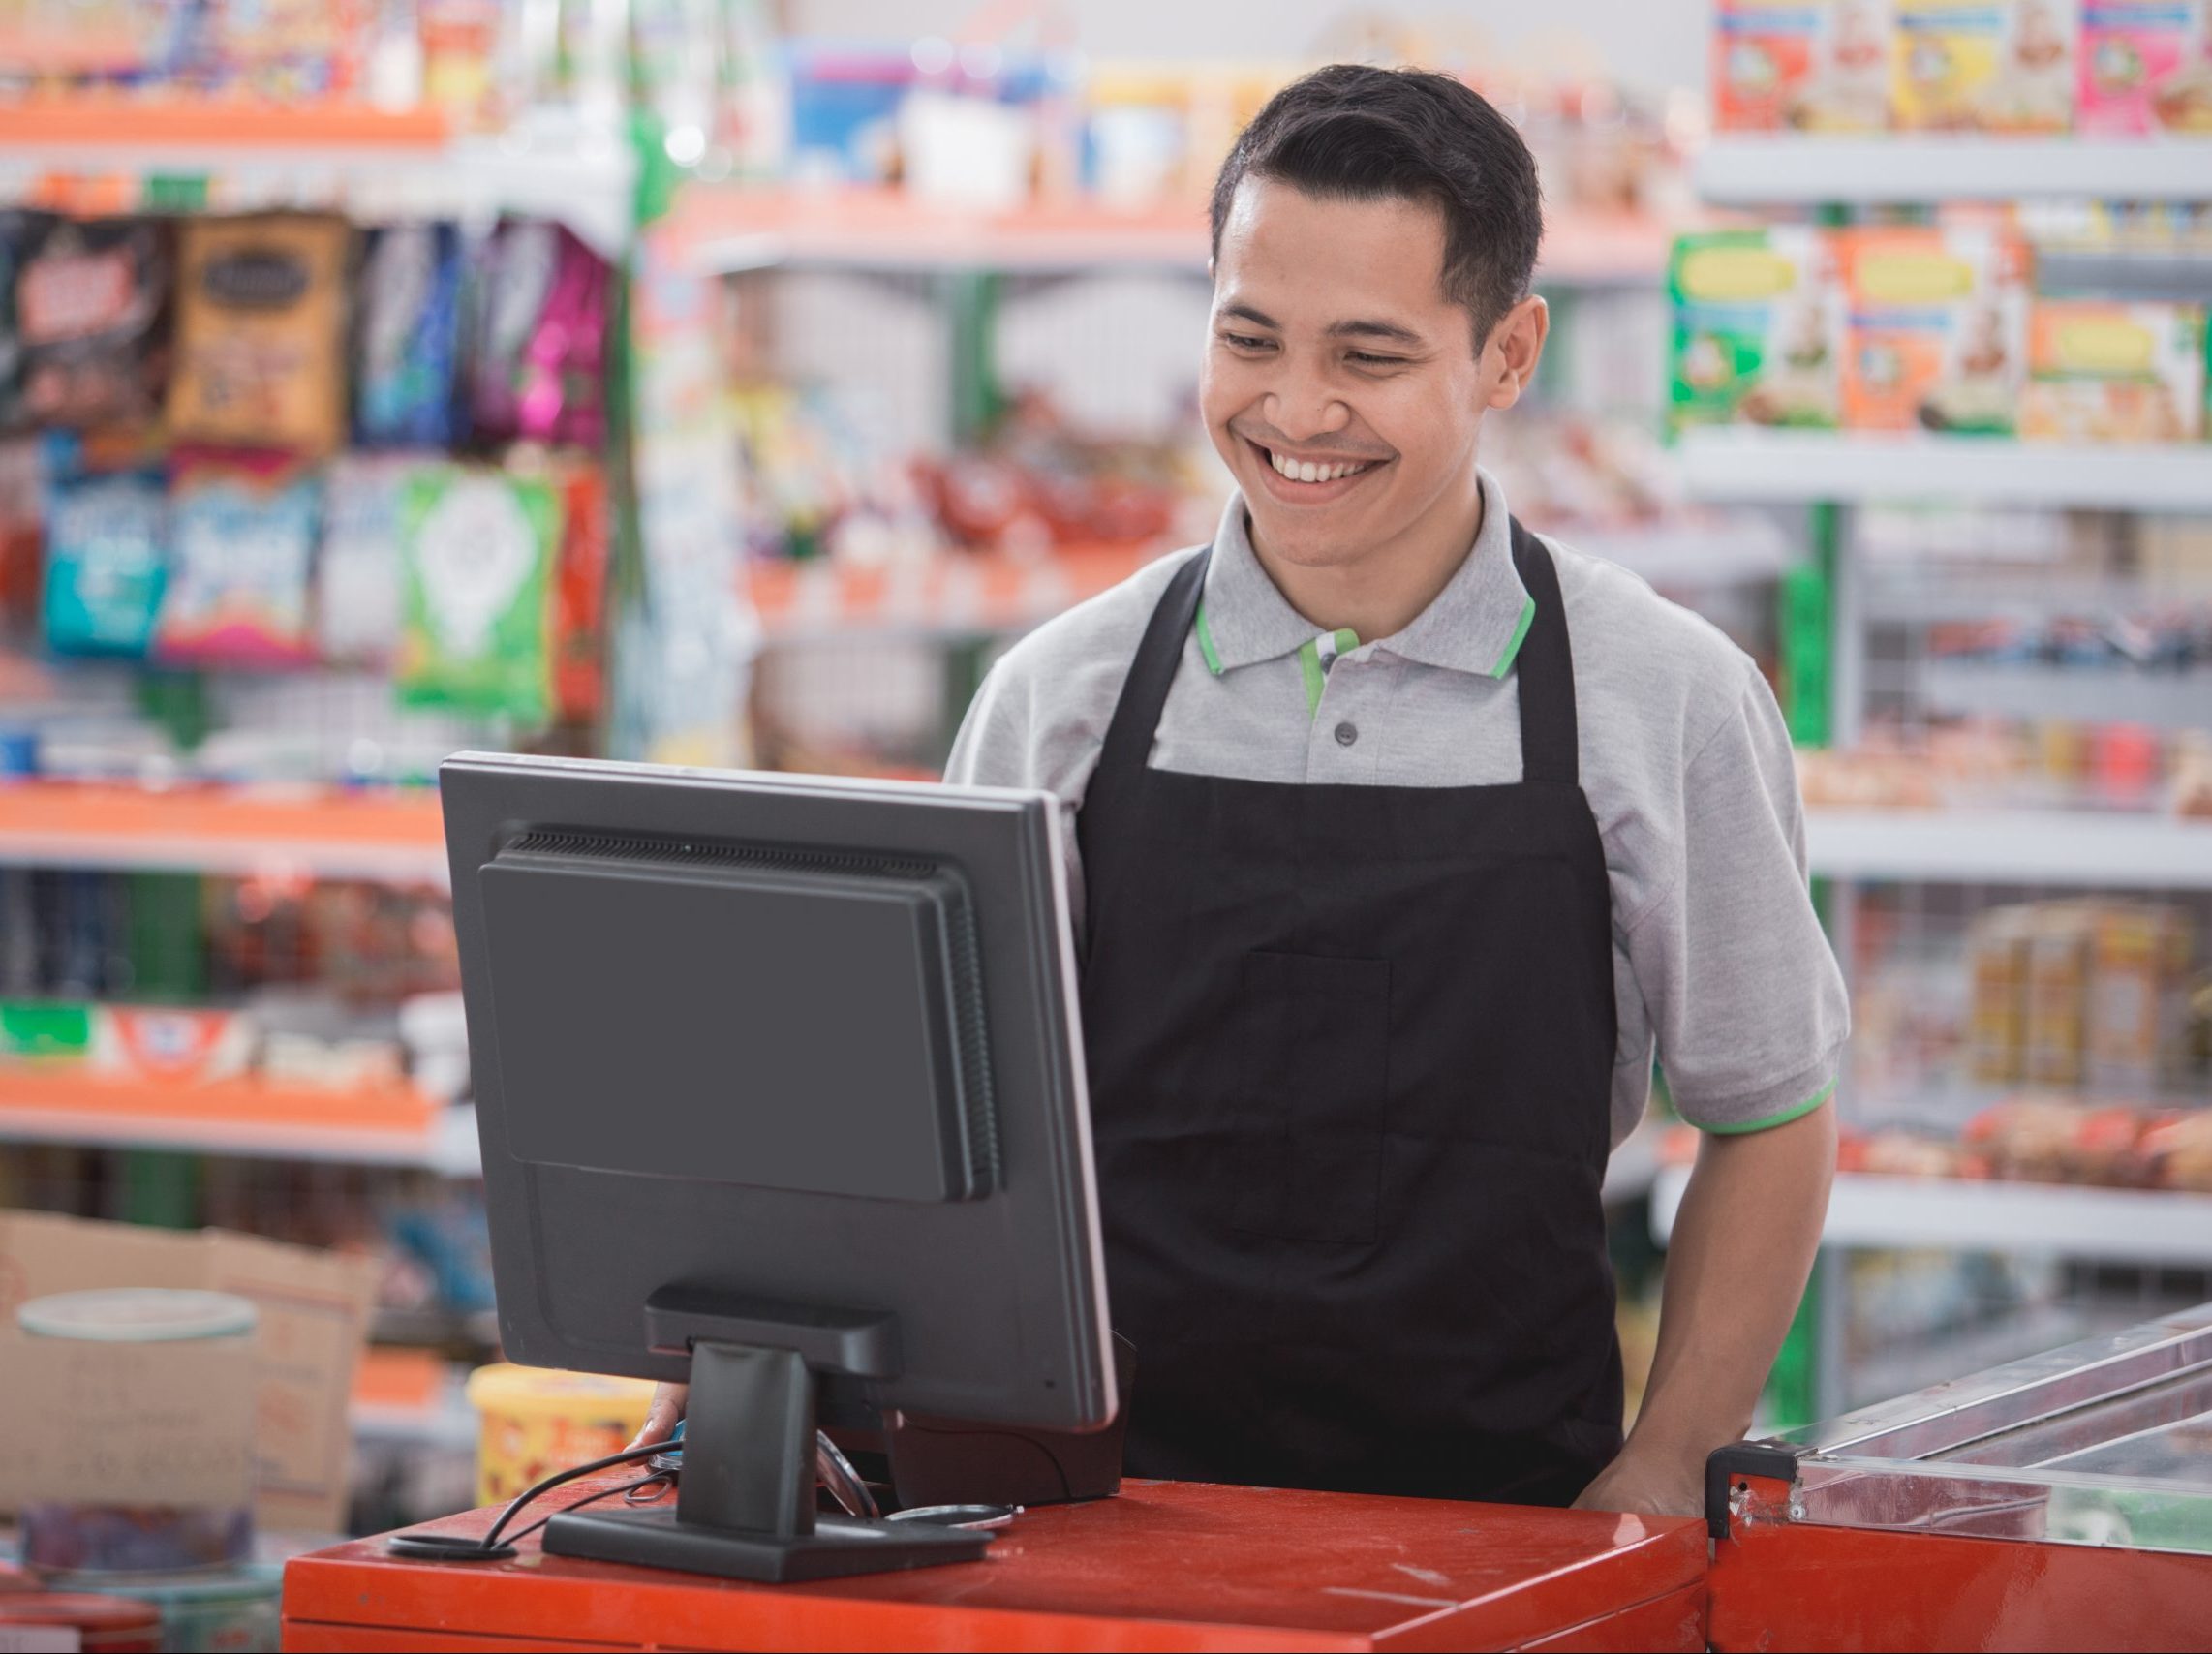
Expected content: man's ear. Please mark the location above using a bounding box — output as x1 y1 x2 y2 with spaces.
1483 295 1550 412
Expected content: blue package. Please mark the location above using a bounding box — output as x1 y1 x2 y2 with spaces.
42 433 167 657
355 224 465 448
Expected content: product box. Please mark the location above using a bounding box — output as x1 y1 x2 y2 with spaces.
92 1005 256 1085
1714 0 1894 131
2079 1 2212 132
1837 226 2031 433
396 464 559 721
0 1211 379 1531
2087 904 2196 1091
2025 904 2095 1089
1894 0 2078 130
168 213 351 454
2022 299 2209 443
1669 229 1844 432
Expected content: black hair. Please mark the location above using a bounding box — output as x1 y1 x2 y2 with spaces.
1208 64 1544 348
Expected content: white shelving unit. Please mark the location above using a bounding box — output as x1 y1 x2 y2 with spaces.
1676 430 2212 514
1804 809 2212 891
1653 1168 2212 1269
1697 138 2212 205
1918 663 2212 734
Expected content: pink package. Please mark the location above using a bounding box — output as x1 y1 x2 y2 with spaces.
2079 1 2212 134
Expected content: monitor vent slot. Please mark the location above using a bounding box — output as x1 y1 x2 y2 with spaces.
507 830 938 883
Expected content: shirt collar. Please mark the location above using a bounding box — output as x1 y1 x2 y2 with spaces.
1196 468 1536 682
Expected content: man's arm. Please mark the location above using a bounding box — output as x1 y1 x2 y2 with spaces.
1574 1101 1835 1516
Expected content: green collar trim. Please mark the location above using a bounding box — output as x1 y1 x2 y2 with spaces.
1195 602 1223 676
1490 594 1536 680
1299 628 1360 719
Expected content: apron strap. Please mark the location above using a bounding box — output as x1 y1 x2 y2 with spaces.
1508 518 1580 786
1095 547 1211 788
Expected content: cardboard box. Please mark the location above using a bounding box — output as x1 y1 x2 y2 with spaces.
0 1211 378 1532
1894 0 2077 131
1837 225 2030 433
1669 228 1844 433
2021 299 2208 444
1714 0 1893 132
2078 0 2212 135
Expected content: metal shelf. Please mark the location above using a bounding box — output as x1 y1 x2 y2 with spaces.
1653 1167 2212 1266
2036 249 2212 303
1804 808 2212 890
1677 430 2212 512
1698 138 2212 205
1919 662 2212 732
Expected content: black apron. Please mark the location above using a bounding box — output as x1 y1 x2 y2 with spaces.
1075 516 1624 1508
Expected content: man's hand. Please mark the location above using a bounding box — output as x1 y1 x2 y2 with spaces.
628 1382 688 1452
1571 1442 1704 1517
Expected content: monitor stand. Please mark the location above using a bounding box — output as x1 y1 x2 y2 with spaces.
543 1339 990 1583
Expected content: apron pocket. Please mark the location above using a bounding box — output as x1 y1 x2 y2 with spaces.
1233 950 1391 1245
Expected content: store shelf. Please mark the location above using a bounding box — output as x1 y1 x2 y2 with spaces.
1805 807 2212 889
1697 138 2212 205
1653 1167 2212 1266
1569 515 1794 588
1861 573 2212 624
747 542 1173 640
1920 662 2212 732
0 1072 476 1172
2036 249 2212 304
0 100 637 256
1677 429 2212 512
0 782 448 881
672 186 1669 285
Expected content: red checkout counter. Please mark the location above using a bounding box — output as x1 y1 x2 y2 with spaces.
1706 1302 2212 1652
281 1480 1706 1651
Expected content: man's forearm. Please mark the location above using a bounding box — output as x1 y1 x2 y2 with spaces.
1627 1104 1837 1478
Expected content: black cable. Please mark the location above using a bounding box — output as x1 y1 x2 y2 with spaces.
478 1438 678 1551
503 1472 667 1547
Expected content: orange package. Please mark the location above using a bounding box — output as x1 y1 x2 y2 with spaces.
1837 225 2030 434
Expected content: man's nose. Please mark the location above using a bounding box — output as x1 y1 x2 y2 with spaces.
1263 364 1351 444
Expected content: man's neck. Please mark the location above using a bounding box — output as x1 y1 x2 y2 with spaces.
1246 472 1486 643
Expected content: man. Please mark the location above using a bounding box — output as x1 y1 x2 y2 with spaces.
945 64 1845 1517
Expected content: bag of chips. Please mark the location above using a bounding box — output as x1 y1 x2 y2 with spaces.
468 220 611 449
41 432 168 658
354 223 466 448
12 215 168 430
153 445 320 669
397 465 558 721
318 452 423 666
169 213 351 454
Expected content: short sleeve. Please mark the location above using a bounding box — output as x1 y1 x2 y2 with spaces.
941 641 1093 934
1622 664 1850 1133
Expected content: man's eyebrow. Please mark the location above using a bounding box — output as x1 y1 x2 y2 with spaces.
1218 301 1280 329
1325 318 1426 346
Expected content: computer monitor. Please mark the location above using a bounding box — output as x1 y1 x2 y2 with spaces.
440 752 1116 1582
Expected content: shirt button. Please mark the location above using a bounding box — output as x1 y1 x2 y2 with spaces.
1334 720 1358 748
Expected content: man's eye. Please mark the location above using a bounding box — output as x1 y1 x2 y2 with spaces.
1219 332 1274 351
1348 352 1406 367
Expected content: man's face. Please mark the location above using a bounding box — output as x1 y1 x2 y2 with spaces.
1201 177 1509 572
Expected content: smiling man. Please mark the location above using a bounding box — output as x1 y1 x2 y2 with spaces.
943 65 1848 1517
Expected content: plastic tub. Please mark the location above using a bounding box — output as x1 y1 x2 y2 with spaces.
15 1290 259 1575
67 1564 282 1654
0 1593 163 1652
464 1363 659 1506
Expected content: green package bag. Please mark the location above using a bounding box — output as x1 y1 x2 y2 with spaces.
397 466 559 722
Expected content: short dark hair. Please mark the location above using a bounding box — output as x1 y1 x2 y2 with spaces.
1208 64 1544 348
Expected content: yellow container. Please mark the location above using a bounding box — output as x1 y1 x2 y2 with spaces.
463 1363 659 1506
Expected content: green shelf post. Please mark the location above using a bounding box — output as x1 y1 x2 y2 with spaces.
943 271 1005 447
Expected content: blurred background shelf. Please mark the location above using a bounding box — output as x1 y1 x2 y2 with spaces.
1803 808 2212 890
1653 1167 2212 1266
2035 249 2212 304
1918 663 2212 733
0 783 449 881
0 1074 476 1172
1697 138 2212 205
1677 430 2212 511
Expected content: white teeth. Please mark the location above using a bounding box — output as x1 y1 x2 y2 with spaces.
1298 461 1319 482
1268 449 1372 483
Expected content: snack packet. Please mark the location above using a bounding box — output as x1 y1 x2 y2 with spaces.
1714 0 1893 131
1669 229 1844 432
2079 1 2212 133
1894 0 2077 131
41 432 167 658
354 223 466 448
397 465 559 721
468 220 612 449
550 458 610 726
12 214 168 429
2021 300 2209 443
319 452 421 665
1836 226 2030 434
169 213 351 454
154 445 320 668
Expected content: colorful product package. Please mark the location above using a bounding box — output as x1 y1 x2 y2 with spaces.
397 465 559 721
318 452 422 665
154 446 320 668
1714 0 1894 131
550 459 611 726
169 213 351 455
2022 299 2209 443
9 214 168 429
2079 1 2212 132
41 432 167 658
91 1006 255 1085
200 0 371 99
1836 226 2031 434
1893 0 2078 130
1669 229 1844 433
467 220 612 450
354 223 465 448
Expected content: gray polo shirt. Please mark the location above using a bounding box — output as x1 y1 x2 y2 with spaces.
945 468 1850 1147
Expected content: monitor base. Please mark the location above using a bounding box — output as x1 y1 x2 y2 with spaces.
544 1506 989 1583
